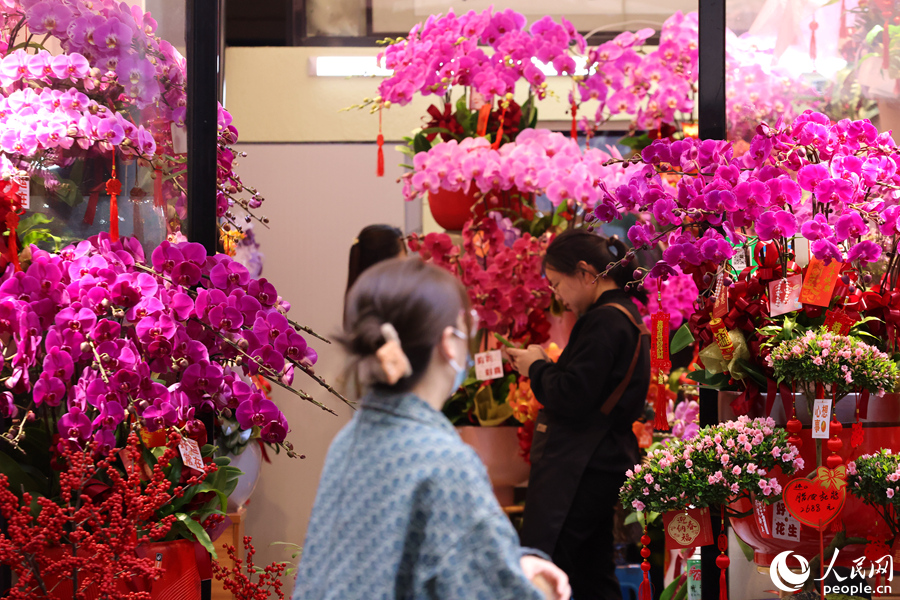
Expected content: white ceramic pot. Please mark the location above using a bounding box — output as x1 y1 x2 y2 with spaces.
226 440 263 511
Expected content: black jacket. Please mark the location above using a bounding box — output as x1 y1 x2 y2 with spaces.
521 289 650 554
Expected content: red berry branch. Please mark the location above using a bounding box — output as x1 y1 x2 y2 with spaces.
0 431 215 599
212 536 289 600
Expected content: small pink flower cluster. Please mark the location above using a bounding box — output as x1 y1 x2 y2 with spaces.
637 264 699 328
405 129 643 208
769 327 898 398
377 8 584 105
847 450 900 511
620 416 803 513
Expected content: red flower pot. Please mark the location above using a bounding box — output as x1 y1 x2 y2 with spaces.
40 539 201 600
727 393 900 567
427 186 529 231
428 187 478 231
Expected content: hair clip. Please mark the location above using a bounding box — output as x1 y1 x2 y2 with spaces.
352 237 359 245
375 323 412 385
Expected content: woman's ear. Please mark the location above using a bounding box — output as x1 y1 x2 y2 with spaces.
576 260 596 279
437 325 459 363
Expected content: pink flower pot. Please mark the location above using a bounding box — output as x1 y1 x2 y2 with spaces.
457 425 530 506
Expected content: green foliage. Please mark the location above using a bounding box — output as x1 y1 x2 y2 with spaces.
847 449 900 518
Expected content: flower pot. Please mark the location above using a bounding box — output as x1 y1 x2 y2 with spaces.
226 440 263 511
457 425 530 506
40 539 200 599
428 187 478 231
724 392 900 567
427 186 529 231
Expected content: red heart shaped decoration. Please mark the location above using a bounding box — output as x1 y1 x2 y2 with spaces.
783 468 846 530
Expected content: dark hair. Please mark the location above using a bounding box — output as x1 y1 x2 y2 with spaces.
543 228 648 304
342 257 470 392
346 225 405 293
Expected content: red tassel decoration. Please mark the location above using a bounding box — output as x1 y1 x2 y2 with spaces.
717 507 729 600
476 102 492 138
571 101 578 139
851 393 864 448
651 307 671 431
809 18 818 63
826 392 844 470
153 168 164 208
839 0 849 41
786 390 803 449
639 521 652 600
376 105 385 177
106 151 121 243
883 25 891 70
491 102 508 151
5 210 20 272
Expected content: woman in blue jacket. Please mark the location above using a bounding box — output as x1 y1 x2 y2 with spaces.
294 258 570 600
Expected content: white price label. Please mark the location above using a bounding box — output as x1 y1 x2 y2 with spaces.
171 122 188 155
474 350 503 381
178 437 205 471
812 398 832 440
772 501 801 541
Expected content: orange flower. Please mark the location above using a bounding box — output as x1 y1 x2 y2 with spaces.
545 342 562 362
632 420 653 448
507 378 543 424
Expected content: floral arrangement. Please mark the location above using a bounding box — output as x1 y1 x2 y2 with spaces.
768 326 899 401
842 0 899 92
0 0 265 260
0 431 214 599
620 416 804 513
637 266 699 328
404 129 644 209
847 449 900 539
0 233 343 547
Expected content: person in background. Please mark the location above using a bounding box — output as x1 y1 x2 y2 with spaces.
507 229 650 600
345 224 406 295
294 258 571 600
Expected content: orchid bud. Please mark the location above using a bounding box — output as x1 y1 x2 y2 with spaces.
703 273 712 285
863 273 873 284
633 269 642 280
81 341 92 354
840 274 851 285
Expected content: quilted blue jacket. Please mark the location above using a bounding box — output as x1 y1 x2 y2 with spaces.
292 390 546 600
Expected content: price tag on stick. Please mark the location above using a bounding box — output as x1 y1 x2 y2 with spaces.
812 398 832 439
474 350 503 381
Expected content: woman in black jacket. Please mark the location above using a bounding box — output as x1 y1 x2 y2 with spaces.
508 228 650 600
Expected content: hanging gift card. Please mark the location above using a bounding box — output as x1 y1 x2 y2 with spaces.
753 499 773 539
663 507 714 549
793 236 810 268
823 309 854 335
171 122 188 155
474 350 503 381
768 274 803 317
731 245 748 273
13 176 28 210
650 312 671 370
799 257 842 306
178 436 205 472
712 271 728 318
812 398 832 439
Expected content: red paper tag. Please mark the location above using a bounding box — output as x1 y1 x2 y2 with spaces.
783 466 847 530
799 257 843 306
663 507 714 549
768 274 803 316
823 309 853 335
712 272 728 318
140 427 168 449
178 437 205 472
650 312 671 370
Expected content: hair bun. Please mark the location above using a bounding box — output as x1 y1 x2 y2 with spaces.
351 314 386 356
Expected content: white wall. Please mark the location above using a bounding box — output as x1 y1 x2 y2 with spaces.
232 142 404 569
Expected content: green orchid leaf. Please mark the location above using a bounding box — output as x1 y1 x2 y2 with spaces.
670 324 695 354
175 513 216 558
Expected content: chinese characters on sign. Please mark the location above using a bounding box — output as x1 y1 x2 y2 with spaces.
474 350 504 381
812 399 832 440
178 437 205 472
772 501 801 542
663 508 713 549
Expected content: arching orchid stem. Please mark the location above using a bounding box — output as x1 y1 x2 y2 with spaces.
291 360 353 409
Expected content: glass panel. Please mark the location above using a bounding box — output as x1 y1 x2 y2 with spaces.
4 0 187 260
372 0 698 36
725 0 898 144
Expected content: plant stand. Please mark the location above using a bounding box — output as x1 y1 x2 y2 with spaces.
211 509 246 600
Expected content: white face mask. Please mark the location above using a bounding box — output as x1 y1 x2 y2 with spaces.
448 328 473 394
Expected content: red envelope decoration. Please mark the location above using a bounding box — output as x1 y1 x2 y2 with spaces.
783 466 847 530
663 507 714 549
